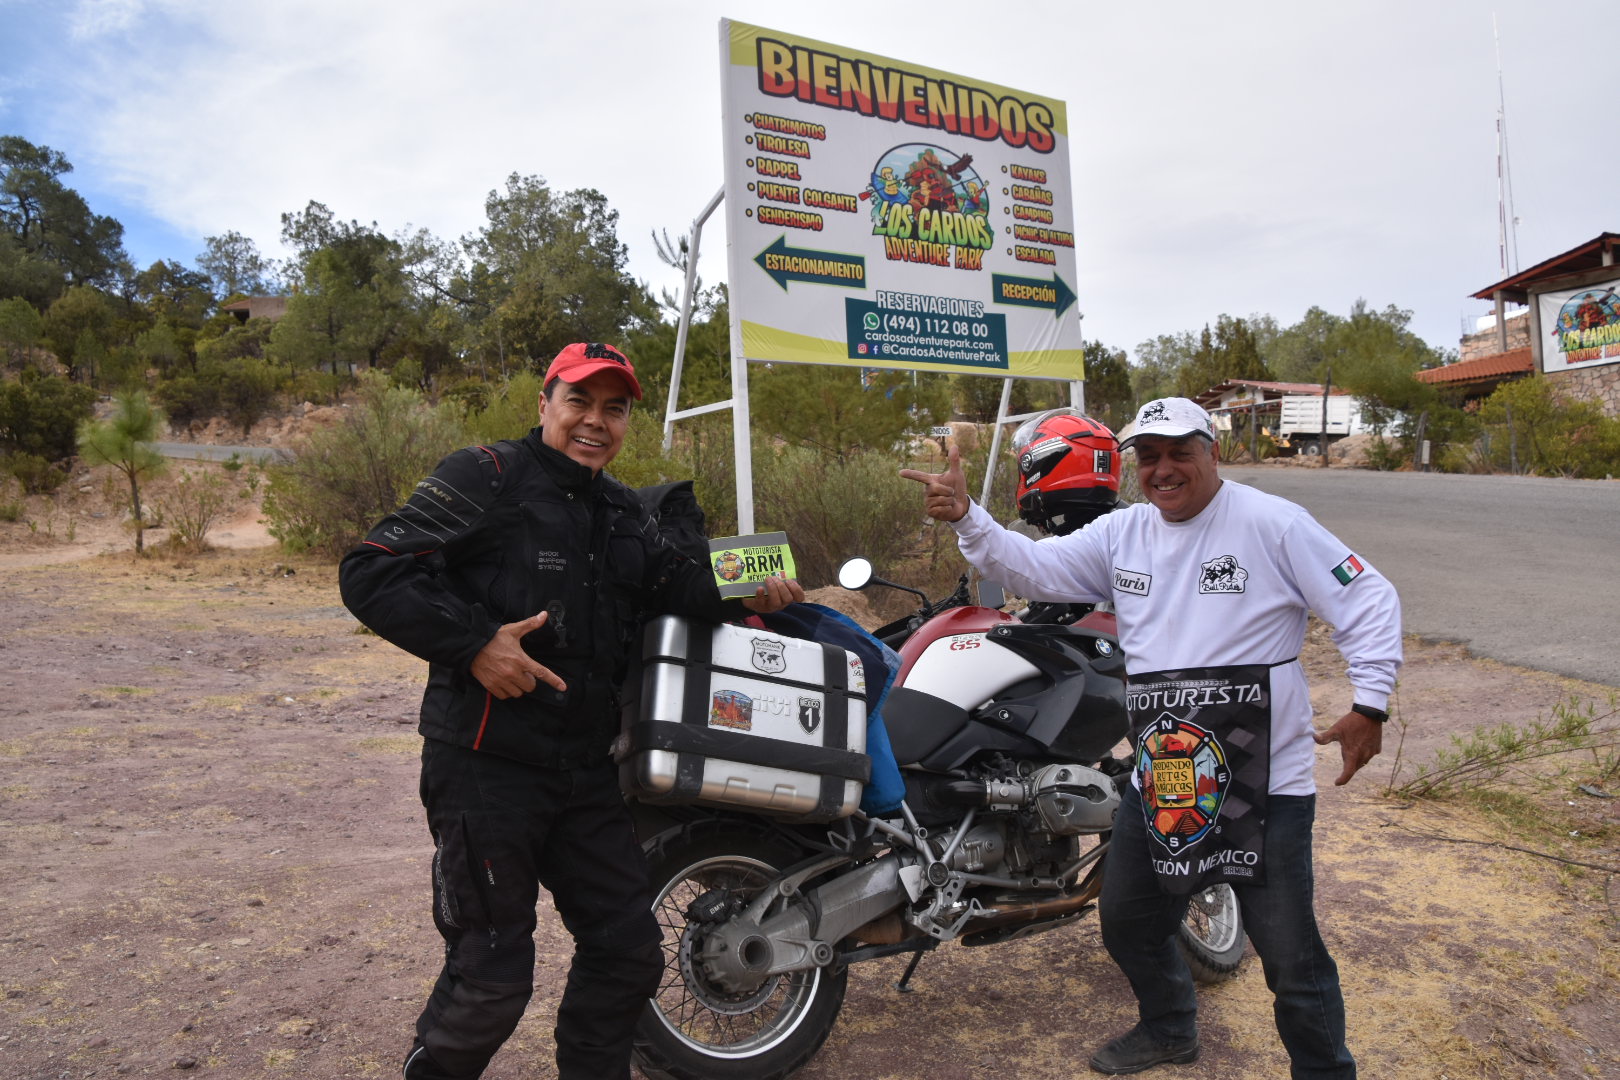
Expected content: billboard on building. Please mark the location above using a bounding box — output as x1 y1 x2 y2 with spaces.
1538 277 1620 372
719 19 1083 381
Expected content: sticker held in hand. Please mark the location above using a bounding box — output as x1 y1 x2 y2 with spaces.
708 531 796 599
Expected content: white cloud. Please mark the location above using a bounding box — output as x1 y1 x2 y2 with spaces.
67 0 147 39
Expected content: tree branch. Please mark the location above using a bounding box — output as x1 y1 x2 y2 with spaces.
1380 820 1620 874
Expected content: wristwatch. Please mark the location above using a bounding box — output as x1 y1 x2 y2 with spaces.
1350 703 1389 723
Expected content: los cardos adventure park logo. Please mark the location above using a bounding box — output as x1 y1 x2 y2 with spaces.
1549 285 1620 366
1537 278 1620 372
720 20 1082 383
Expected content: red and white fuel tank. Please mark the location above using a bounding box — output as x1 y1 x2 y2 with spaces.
893 606 1037 711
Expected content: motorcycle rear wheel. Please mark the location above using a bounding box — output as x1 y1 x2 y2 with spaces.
633 819 849 1080
1176 883 1244 982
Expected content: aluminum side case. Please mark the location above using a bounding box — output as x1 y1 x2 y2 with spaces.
616 615 869 821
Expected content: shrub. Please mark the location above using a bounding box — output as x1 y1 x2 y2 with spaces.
0 372 97 461
155 372 219 430
604 407 690 491
462 371 545 444
1475 376 1620 478
1363 435 1407 472
158 356 287 436
3 451 67 494
156 467 231 552
615 411 738 538
0 474 22 522
261 373 468 556
1216 426 1276 464
754 445 927 589
1435 439 1493 475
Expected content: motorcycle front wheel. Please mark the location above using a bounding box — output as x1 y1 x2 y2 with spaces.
1176 883 1245 983
633 819 848 1080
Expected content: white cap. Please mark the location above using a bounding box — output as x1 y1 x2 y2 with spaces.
1118 397 1216 451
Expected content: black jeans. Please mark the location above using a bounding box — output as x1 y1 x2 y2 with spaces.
406 739 663 1080
1100 786 1355 1079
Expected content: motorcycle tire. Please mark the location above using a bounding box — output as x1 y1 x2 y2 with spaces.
632 818 849 1080
1176 883 1245 983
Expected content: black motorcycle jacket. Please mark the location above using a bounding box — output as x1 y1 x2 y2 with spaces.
339 428 734 767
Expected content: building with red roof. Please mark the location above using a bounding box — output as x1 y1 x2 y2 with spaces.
1418 233 1620 415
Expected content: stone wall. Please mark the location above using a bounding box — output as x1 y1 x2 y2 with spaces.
1549 362 1620 417
1459 314 1530 361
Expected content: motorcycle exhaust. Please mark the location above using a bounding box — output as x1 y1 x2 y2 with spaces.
853 865 1104 945
851 911 907 945
960 875 1104 932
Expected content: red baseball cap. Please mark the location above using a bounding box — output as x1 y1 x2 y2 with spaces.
544 342 643 400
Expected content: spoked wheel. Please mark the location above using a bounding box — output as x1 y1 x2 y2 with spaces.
633 821 847 1080
1177 882 1245 983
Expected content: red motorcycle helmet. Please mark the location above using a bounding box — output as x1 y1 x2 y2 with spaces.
1011 409 1122 535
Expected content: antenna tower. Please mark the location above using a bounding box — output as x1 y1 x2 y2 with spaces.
1494 13 1520 275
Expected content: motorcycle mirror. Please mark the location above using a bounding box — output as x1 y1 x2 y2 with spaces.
837 557 874 591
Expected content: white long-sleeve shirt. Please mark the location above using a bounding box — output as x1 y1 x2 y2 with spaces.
952 479 1402 795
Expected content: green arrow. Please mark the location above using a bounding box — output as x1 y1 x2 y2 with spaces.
991 271 1076 318
753 235 867 291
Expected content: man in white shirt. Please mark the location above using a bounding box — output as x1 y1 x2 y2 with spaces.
902 397 1400 1078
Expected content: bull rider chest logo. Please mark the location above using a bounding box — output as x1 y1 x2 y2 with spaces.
1136 716 1231 854
1199 554 1248 594
751 637 787 674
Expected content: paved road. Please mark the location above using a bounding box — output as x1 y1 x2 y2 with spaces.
1222 465 1620 687
154 441 292 464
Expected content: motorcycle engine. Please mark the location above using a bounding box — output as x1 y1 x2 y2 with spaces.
905 761 1119 879
1026 763 1119 835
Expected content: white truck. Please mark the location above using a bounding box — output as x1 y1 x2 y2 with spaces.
1270 394 1358 455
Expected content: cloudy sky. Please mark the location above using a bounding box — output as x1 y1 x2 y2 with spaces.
3 0 1612 360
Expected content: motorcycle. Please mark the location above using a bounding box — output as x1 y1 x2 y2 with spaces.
623 559 1245 1080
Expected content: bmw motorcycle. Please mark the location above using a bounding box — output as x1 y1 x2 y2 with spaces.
623 559 1245 1080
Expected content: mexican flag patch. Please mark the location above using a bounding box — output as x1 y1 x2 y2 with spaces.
1331 555 1365 586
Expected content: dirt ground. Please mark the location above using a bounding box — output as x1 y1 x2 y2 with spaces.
2 474 1618 1080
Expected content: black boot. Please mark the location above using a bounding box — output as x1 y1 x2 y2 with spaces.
1089 1023 1200 1075
403 1043 468 1080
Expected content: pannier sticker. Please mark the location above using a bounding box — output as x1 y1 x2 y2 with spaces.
798 696 823 734
751 637 787 674
710 689 753 731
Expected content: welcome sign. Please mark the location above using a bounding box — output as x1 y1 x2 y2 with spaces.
719 19 1083 381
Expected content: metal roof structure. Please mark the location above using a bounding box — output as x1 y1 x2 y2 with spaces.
1470 233 1620 305
1191 379 1347 411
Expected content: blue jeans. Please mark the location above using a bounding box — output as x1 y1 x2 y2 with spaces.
1100 786 1355 1080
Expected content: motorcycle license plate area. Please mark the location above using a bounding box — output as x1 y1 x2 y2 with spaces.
617 616 870 821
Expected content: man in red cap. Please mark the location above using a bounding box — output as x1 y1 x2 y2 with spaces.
341 342 802 1080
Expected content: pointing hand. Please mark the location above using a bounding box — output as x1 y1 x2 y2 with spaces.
470 612 567 700
899 442 970 523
